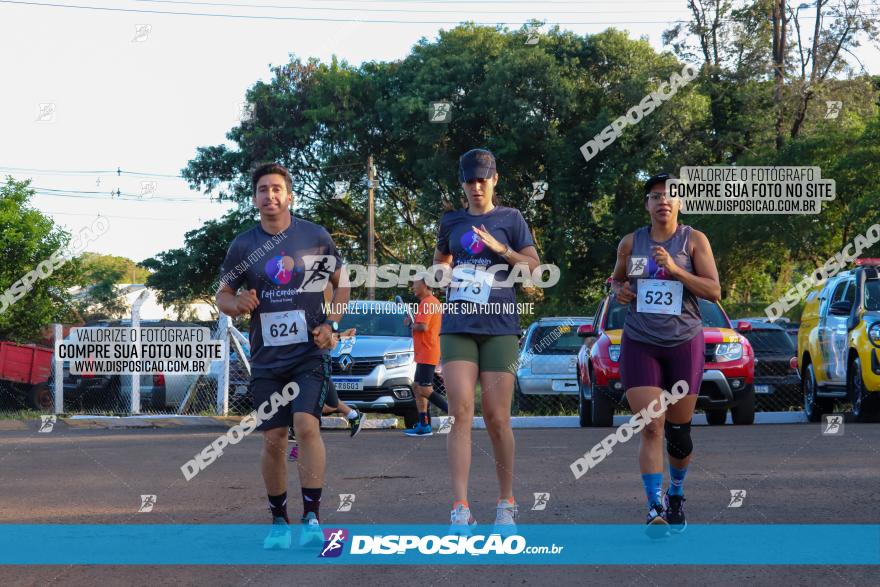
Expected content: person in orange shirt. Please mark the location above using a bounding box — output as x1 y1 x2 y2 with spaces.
403 272 448 436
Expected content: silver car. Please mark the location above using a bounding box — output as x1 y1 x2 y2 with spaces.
331 300 423 427
515 316 593 412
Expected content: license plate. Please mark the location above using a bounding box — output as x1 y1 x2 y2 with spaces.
551 380 578 393
755 384 771 394
332 377 363 391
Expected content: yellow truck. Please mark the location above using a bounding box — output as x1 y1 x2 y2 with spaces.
797 260 880 422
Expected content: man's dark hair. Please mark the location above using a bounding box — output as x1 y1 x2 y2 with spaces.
251 162 293 195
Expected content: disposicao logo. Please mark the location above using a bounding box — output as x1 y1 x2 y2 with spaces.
319 528 348 558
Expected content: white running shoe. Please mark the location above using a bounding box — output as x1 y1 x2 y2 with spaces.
493 500 518 536
449 504 477 535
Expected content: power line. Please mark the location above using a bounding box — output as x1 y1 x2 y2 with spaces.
0 0 836 25
0 165 186 178
47 210 210 221
132 0 696 15
0 161 364 178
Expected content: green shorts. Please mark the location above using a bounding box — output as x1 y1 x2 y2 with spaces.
439 334 520 373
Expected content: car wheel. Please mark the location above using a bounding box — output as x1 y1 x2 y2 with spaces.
803 362 832 423
29 383 54 413
705 408 727 425
730 385 755 425
590 385 614 427
402 408 419 429
850 357 880 423
578 381 592 428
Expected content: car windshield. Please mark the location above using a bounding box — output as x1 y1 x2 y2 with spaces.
527 324 587 355
339 306 411 337
743 329 795 354
604 297 730 329
865 279 880 311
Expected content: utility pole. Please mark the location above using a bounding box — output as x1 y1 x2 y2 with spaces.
367 155 376 300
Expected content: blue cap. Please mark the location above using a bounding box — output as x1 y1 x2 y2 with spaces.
458 148 497 183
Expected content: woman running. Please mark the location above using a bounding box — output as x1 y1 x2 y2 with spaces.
433 148 541 534
611 172 720 536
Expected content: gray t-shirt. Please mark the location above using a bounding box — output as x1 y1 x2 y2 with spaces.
623 224 702 346
219 216 342 370
436 206 535 336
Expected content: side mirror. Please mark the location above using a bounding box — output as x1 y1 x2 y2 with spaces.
577 324 595 337
829 301 853 316
736 321 752 332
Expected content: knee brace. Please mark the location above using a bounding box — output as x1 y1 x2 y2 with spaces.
664 420 693 459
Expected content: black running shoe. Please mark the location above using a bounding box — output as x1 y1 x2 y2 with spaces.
664 492 687 533
348 411 365 438
645 502 669 539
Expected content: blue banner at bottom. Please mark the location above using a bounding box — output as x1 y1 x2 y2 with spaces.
1 524 878 565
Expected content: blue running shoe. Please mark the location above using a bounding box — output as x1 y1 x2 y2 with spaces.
299 512 323 547
263 516 291 550
404 422 433 436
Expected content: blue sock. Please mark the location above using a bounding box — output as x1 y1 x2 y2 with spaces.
668 465 688 496
641 472 664 508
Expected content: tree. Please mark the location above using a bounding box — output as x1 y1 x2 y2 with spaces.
172 24 706 314
0 178 85 342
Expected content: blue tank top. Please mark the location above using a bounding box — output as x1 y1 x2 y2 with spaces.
623 224 702 346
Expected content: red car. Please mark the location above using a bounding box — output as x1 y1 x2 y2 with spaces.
576 294 755 427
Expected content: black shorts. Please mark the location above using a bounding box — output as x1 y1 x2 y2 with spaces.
250 355 331 430
414 363 436 387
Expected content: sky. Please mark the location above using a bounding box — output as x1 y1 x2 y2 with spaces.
1 0 877 264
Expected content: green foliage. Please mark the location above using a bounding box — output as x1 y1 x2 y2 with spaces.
144 22 880 318
0 178 84 342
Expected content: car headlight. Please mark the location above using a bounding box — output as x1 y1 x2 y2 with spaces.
384 352 414 369
869 323 880 347
609 345 621 363
714 342 743 362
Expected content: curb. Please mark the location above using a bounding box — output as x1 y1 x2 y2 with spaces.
0 411 810 431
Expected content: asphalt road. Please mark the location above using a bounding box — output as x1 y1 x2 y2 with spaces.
1 420 878 586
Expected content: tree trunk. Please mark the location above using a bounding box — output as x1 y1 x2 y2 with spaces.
772 0 787 151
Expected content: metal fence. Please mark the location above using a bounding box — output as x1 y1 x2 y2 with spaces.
0 296 816 422
35 315 245 417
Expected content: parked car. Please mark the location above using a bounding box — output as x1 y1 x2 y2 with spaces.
514 317 593 412
331 300 423 427
577 294 755 427
50 319 229 414
0 341 53 412
797 259 880 422
735 319 800 409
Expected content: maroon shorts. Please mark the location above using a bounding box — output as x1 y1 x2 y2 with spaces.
619 330 704 396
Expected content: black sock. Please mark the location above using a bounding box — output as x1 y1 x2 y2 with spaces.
418 411 429 425
427 392 448 413
268 492 289 523
302 487 322 521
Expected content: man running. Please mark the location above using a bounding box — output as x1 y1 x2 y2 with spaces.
611 172 720 537
403 272 448 436
434 148 541 535
216 162 349 550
